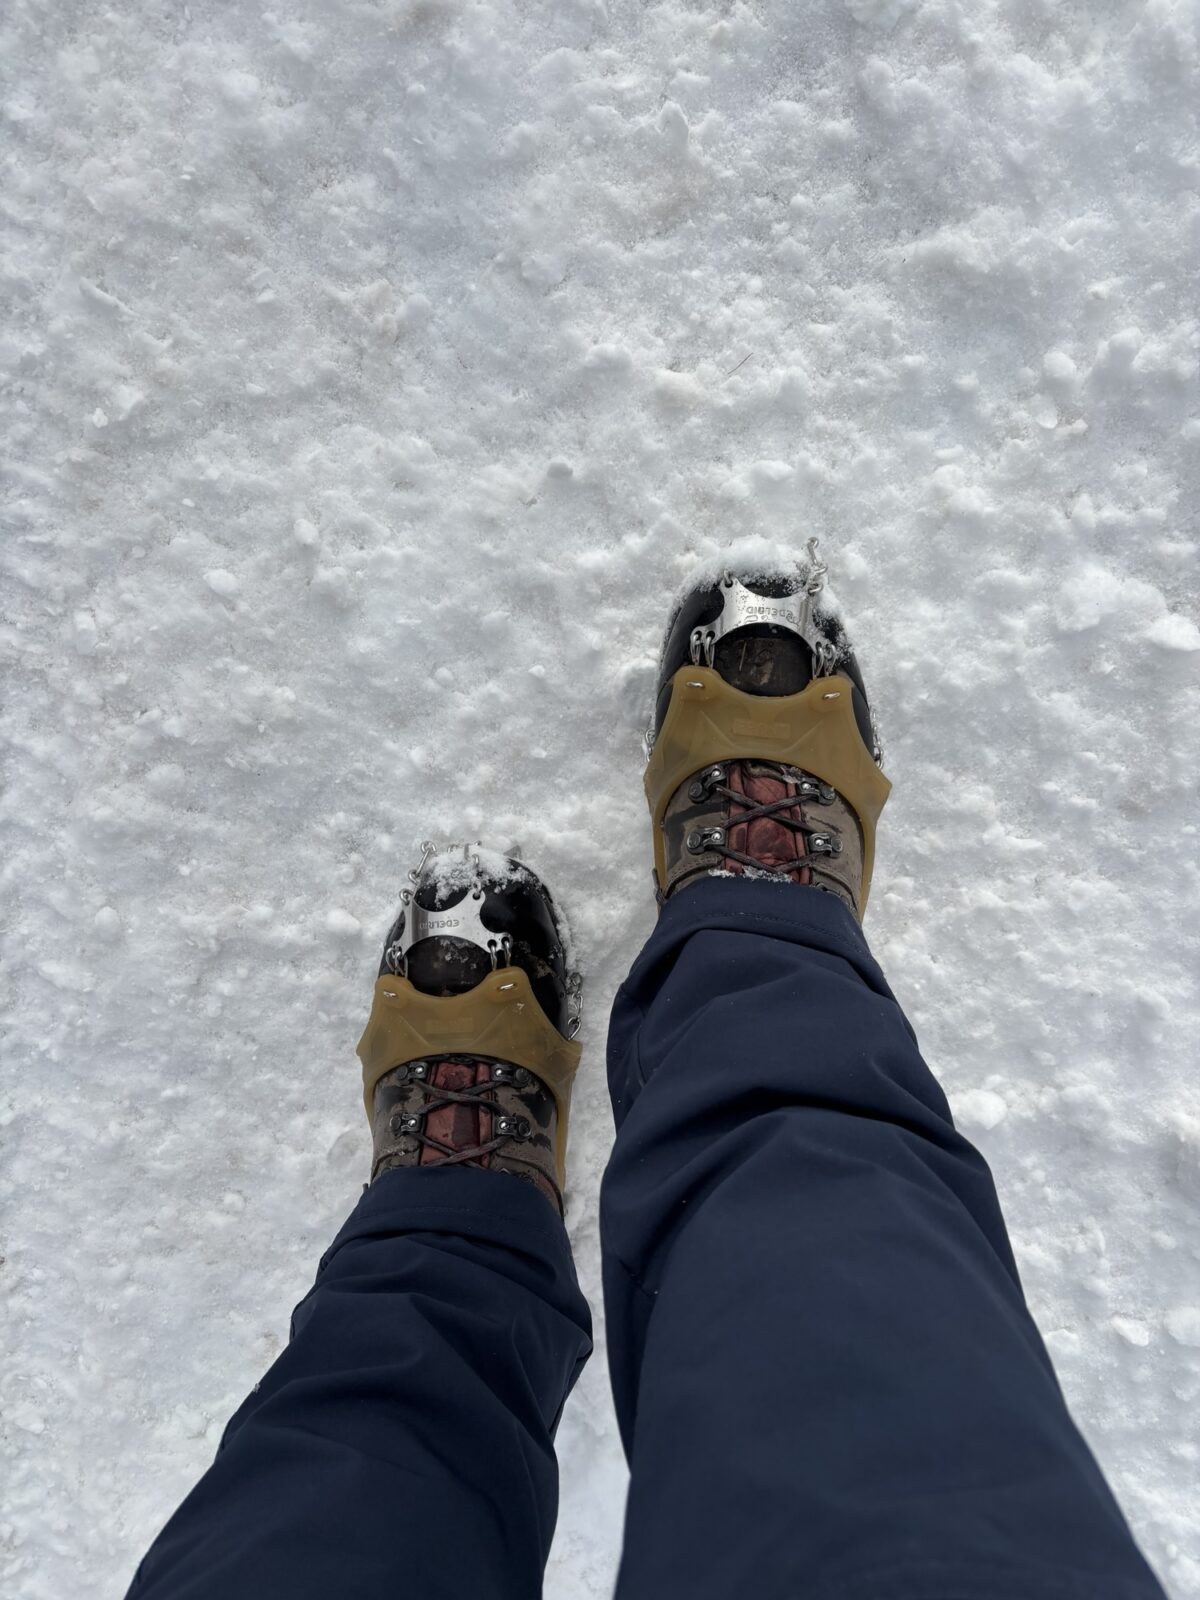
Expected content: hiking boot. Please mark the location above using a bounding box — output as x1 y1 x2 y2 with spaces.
356 844 583 1215
643 541 891 920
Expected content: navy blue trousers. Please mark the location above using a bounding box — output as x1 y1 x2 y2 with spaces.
129 880 1166 1600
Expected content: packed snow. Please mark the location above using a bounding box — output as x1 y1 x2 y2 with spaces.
2 0 1198 1596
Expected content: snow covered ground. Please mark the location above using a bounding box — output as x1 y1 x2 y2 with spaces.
2 0 1198 1594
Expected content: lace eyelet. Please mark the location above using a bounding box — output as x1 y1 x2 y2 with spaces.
686 826 726 854
688 764 726 803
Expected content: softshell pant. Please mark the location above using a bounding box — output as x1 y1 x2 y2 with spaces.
128 879 1166 1600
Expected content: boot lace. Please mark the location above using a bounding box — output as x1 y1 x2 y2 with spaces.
389 1058 533 1170
687 768 843 885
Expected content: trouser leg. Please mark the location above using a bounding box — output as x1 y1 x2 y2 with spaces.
128 1167 592 1600
601 877 1165 1600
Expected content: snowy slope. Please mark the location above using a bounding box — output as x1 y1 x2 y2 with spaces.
2 0 1198 1595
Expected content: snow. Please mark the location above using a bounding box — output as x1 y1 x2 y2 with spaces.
1 0 1197 1596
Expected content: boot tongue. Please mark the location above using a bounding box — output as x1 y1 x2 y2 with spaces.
419 1060 491 1166
725 763 812 883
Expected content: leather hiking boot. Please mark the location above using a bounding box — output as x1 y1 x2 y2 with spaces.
643 542 891 921
356 845 583 1215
